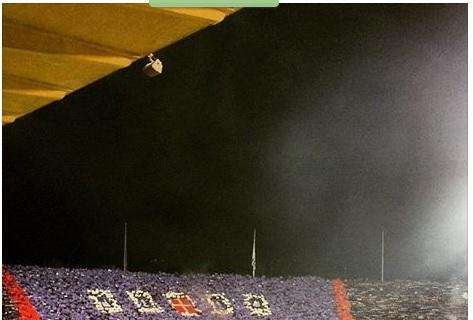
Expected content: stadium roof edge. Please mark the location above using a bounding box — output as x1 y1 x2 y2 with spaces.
2 4 239 124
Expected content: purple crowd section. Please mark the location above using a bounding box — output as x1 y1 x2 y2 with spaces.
6 265 339 319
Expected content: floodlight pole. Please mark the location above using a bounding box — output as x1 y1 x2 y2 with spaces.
123 222 128 272
252 229 256 278
381 230 384 283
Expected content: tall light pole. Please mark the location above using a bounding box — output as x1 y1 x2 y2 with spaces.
381 230 385 283
252 229 256 278
123 222 128 272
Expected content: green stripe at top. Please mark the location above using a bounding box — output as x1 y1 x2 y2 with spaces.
149 0 278 7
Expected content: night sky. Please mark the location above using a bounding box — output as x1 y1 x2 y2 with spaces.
3 4 467 280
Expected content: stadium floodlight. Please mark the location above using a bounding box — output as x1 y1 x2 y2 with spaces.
143 53 163 77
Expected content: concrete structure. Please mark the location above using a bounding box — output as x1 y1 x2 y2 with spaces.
3 4 237 124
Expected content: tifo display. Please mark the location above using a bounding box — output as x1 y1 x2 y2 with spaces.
2 265 467 319
3 265 340 319
87 289 270 316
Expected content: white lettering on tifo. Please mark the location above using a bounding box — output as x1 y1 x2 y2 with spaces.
86 289 272 317
243 293 272 316
126 290 163 314
87 289 123 314
206 293 234 315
